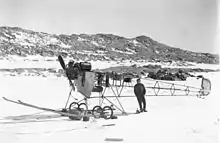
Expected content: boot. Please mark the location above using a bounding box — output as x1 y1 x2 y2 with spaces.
142 109 147 112
136 109 141 114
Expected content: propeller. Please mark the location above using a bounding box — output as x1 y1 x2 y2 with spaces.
58 55 75 88
58 55 76 109
58 55 66 70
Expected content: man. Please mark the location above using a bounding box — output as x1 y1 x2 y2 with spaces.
134 78 147 113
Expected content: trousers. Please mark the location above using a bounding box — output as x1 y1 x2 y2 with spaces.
136 95 146 111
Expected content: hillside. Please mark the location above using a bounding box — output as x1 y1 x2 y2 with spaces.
0 26 219 64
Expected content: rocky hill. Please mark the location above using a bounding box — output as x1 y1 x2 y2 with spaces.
0 26 219 64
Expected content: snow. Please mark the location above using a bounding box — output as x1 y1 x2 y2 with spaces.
3 32 13 39
47 37 59 44
96 50 106 54
91 41 100 46
78 37 86 42
186 63 220 70
129 60 220 70
12 32 34 47
77 50 106 56
0 31 71 49
131 39 142 47
0 55 130 70
1 55 219 71
58 42 71 49
111 48 135 55
0 56 60 69
0 35 10 42
125 47 136 54
13 32 39 45
0 59 219 143
132 39 139 45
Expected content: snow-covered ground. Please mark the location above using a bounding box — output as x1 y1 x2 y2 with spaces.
0 58 219 143
0 55 219 70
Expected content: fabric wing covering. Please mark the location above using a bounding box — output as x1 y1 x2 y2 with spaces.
74 72 95 98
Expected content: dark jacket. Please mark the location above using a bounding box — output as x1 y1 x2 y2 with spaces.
134 83 146 97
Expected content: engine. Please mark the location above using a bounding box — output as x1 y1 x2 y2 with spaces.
66 60 92 80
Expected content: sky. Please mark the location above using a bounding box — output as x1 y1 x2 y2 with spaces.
0 0 218 54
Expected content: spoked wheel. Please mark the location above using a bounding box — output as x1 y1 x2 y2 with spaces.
92 106 103 119
68 102 82 120
78 103 89 122
69 102 79 110
78 103 88 112
102 106 113 119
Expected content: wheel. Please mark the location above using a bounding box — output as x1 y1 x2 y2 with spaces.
92 106 103 119
69 102 79 110
78 103 88 112
102 106 113 119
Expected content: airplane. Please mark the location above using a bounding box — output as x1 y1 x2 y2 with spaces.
2 55 212 122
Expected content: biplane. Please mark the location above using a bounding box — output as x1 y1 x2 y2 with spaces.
3 55 212 121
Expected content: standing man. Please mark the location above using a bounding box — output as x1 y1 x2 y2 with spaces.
134 78 147 113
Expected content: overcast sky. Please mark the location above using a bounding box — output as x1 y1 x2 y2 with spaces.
0 0 218 54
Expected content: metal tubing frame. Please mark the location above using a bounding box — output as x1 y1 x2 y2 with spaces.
96 84 126 113
64 75 211 113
